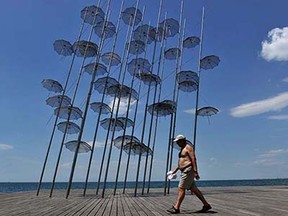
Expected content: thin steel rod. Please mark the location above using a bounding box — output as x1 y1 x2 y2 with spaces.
167 2 185 194
95 5 133 196
36 9 87 196
50 2 104 198
140 0 164 195
134 12 168 197
193 7 205 151
65 1 112 199
101 0 141 198
113 7 147 195
83 0 125 197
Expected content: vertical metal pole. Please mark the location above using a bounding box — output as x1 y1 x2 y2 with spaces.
193 7 205 150
83 0 125 197
36 11 87 196
101 0 141 198
65 0 112 199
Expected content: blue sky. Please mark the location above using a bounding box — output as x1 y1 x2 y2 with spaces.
1 0 288 183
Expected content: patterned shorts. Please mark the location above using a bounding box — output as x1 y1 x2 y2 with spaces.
178 166 195 189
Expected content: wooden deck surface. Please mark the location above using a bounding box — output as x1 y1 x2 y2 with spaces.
1 186 288 215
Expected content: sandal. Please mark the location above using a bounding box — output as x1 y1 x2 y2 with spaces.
167 206 180 214
197 204 212 213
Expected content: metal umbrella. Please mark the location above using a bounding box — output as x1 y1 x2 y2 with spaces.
106 84 138 102
200 55 220 70
148 100 176 117
90 102 111 114
81 5 105 25
94 21 116 39
53 40 73 56
117 117 134 128
177 71 199 92
127 58 151 75
100 118 124 131
94 77 119 94
133 24 154 44
113 135 140 149
84 62 107 76
54 106 83 120
57 121 80 134
127 40 145 55
65 140 92 153
164 48 181 60
149 26 164 42
197 106 219 116
121 7 142 26
72 40 98 58
46 95 71 108
123 141 152 156
183 36 200 49
135 72 161 86
41 79 63 93
159 18 179 38
101 52 121 66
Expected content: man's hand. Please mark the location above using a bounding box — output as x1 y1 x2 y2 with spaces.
194 171 200 180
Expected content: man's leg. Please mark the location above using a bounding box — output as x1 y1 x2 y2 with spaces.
174 187 185 209
190 185 210 207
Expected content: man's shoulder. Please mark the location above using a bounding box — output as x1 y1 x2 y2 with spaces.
185 144 194 151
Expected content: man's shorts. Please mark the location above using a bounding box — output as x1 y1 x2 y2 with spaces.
178 165 195 189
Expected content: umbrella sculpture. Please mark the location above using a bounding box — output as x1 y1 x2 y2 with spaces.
54 106 83 120
72 40 98 58
148 100 176 117
94 21 116 40
123 141 152 156
113 135 140 149
46 95 71 108
133 24 155 44
101 52 121 66
127 40 146 55
121 7 142 26
100 118 124 131
149 26 165 42
183 36 200 48
177 71 199 92
117 117 134 128
81 5 105 25
84 62 108 76
164 48 181 60
94 77 119 94
200 55 220 70
41 79 63 93
197 106 219 116
159 18 179 38
57 121 81 134
53 39 73 56
65 140 92 153
135 72 161 86
127 58 151 75
90 102 112 114
106 84 139 102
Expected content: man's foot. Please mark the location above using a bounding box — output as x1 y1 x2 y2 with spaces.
167 206 180 214
197 204 212 213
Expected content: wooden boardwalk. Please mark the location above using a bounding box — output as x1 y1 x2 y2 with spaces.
1 186 288 215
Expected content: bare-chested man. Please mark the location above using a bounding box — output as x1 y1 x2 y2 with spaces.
167 134 211 214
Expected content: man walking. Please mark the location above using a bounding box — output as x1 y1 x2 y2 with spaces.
167 134 211 214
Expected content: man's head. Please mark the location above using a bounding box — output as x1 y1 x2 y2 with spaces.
173 134 186 147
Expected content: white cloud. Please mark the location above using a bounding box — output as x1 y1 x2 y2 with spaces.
259 149 288 158
261 27 288 61
267 115 288 120
230 92 288 117
184 109 196 115
87 140 108 148
0 144 14 150
108 97 136 115
282 77 288 83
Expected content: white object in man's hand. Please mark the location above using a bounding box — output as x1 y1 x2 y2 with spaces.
167 170 177 180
